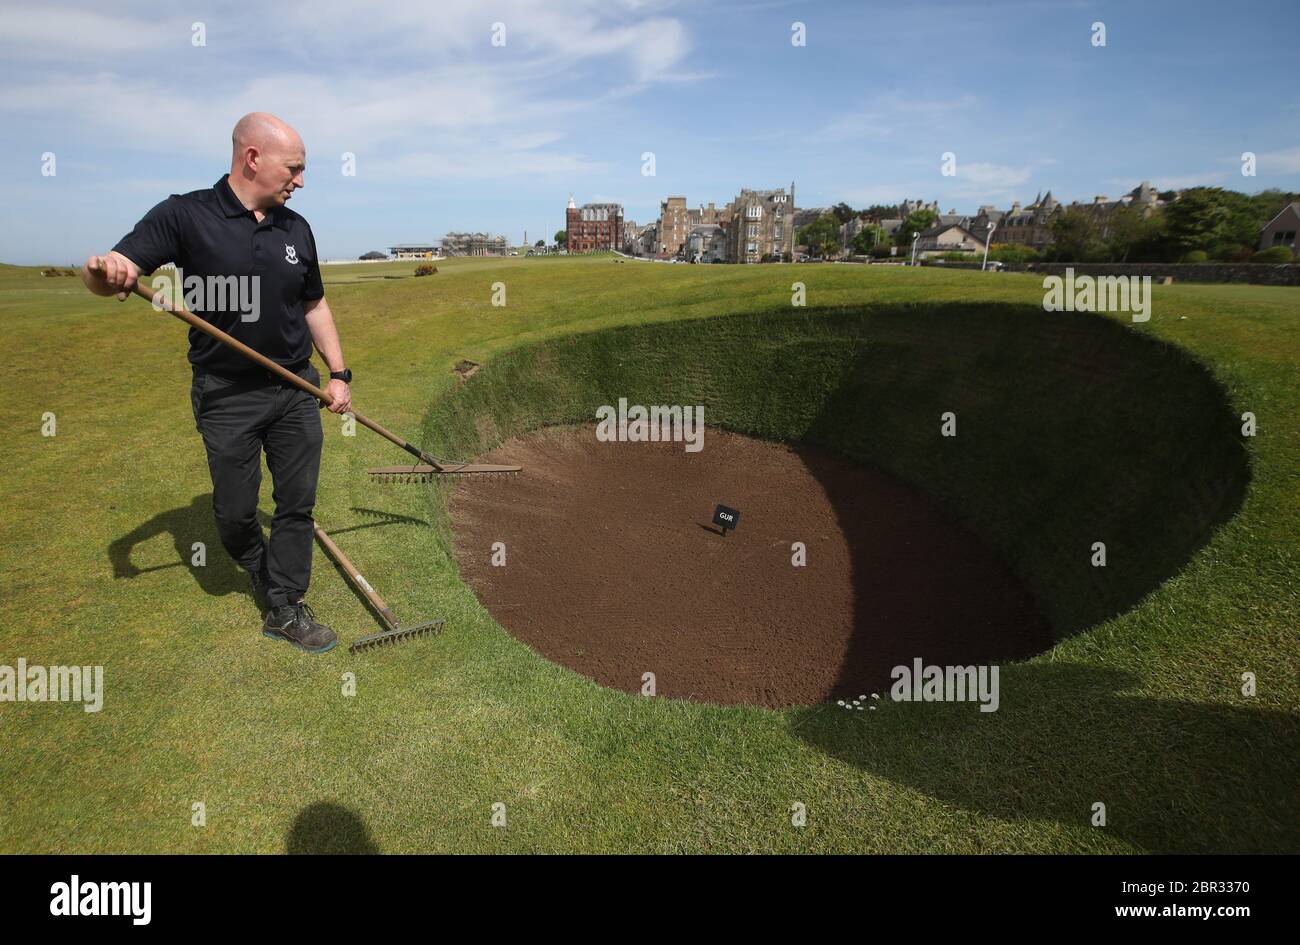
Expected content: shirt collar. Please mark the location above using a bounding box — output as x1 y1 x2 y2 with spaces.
214 174 291 230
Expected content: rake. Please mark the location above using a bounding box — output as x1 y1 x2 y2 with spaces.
313 521 444 653
92 261 521 479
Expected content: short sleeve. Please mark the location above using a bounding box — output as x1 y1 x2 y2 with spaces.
111 197 184 274
301 224 324 301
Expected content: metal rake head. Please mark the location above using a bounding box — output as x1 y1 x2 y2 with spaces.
366 464 521 483
349 619 444 653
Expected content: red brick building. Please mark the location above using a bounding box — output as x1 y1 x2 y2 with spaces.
566 195 624 252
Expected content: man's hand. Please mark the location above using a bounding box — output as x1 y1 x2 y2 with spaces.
324 378 352 414
82 252 140 301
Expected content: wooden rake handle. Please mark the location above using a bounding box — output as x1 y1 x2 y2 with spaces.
312 522 400 631
91 261 443 469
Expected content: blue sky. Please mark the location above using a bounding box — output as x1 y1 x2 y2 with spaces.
1 0 1297 264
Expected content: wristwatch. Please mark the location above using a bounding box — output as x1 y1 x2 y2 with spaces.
329 368 352 383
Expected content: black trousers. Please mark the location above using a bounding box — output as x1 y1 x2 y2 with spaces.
190 363 324 609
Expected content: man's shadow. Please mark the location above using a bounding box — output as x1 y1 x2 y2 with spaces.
107 495 432 603
791 662 1300 854
286 802 380 854
107 493 253 600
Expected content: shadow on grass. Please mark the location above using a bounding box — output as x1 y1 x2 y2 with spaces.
286 802 380 854
106 493 255 601
790 663 1300 853
106 498 429 600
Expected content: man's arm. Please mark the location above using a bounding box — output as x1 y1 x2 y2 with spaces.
304 295 352 414
84 197 181 300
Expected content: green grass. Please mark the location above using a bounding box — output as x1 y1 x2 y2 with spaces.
1 256 1296 853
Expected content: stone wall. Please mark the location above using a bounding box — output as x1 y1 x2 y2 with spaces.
1022 262 1300 286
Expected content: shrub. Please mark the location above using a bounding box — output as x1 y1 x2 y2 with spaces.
414 264 438 276
1180 250 1209 264
987 243 1039 265
1251 246 1295 263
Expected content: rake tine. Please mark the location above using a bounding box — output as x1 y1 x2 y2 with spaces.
349 620 444 654
366 464 521 484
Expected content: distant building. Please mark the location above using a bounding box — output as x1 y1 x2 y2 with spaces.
657 196 690 257
636 222 658 257
389 243 439 259
996 191 1061 249
898 198 940 218
1259 202 1300 254
440 233 508 256
565 195 624 253
725 184 796 263
686 224 727 263
916 223 987 256
792 207 827 230
687 202 722 229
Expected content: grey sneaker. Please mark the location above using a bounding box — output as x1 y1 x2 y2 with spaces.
262 600 338 653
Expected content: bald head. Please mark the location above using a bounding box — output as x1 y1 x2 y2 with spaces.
228 112 307 211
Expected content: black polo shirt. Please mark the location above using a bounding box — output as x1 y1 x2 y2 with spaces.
112 174 325 375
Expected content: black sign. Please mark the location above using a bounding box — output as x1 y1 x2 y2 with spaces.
712 504 740 535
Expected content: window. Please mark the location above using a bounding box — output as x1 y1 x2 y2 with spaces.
748 224 758 238
746 205 762 219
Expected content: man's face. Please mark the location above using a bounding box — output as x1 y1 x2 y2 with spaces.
255 139 306 207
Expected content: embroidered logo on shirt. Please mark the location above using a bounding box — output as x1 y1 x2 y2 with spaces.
284 244 298 264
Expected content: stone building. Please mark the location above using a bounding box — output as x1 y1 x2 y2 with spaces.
566 196 624 252
995 191 1061 249
725 184 796 263
657 196 690 257
686 224 727 263
440 233 508 256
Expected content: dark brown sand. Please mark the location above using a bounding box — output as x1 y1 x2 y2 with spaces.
449 425 1050 707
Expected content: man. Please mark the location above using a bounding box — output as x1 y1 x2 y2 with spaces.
82 112 349 653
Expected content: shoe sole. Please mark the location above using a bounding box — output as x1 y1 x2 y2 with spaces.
262 629 338 654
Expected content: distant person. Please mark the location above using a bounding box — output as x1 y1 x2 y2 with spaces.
82 112 351 653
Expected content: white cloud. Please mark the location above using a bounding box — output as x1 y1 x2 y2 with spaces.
1259 146 1300 175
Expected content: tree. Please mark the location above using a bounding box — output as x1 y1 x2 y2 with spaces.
851 223 886 255
1161 187 1258 259
555 230 567 247
1251 189 1300 228
894 208 937 247
534 239 545 247
1102 205 1167 262
797 213 842 255
1048 207 1101 261
830 202 856 225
